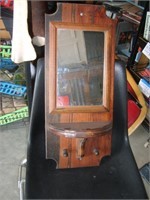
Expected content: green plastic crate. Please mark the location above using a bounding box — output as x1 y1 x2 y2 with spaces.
0 106 29 125
0 45 12 58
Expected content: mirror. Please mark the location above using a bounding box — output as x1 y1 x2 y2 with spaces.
57 29 104 107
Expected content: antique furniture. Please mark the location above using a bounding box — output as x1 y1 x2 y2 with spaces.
45 3 117 168
24 3 148 199
25 58 148 199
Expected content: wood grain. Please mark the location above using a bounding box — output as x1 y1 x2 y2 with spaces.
45 3 116 168
59 132 112 168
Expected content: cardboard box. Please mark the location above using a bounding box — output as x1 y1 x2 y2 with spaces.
0 18 11 39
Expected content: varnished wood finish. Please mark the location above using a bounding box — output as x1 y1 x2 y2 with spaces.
59 133 112 168
49 121 112 138
49 22 113 115
45 3 116 168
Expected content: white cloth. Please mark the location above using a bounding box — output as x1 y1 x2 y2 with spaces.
32 36 45 47
11 0 36 63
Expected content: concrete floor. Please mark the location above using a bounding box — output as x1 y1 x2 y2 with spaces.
0 122 149 200
0 121 28 200
129 125 150 198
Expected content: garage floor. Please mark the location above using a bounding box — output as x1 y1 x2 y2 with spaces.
0 122 149 200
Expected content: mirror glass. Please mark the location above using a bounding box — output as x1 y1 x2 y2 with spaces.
57 29 104 107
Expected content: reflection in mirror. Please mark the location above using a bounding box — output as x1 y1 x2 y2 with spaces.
57 29 104 107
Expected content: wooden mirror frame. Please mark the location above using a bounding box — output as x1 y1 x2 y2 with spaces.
49 22 113 114
45 3 117 137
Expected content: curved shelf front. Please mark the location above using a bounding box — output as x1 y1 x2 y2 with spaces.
48 121 112 138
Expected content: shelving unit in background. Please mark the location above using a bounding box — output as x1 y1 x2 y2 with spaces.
127 1 150 131
106 1 149 132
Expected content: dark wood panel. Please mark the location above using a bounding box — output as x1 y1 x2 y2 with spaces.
45 3 116 168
